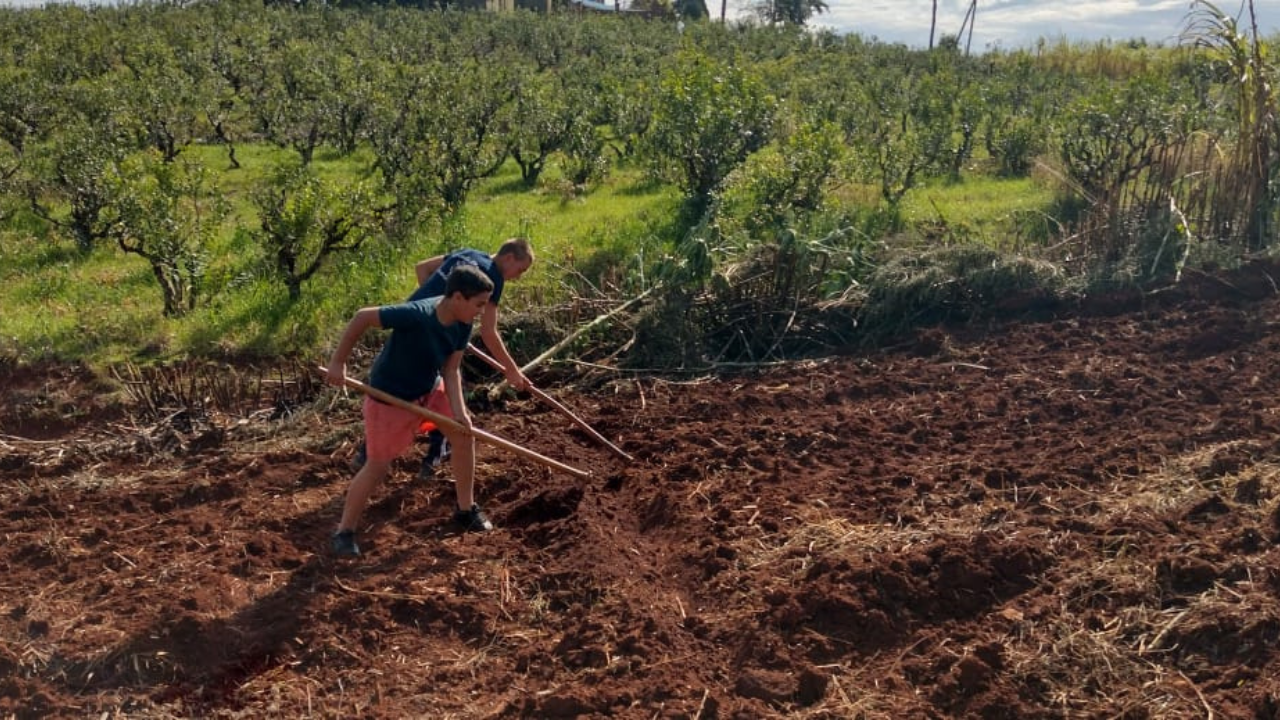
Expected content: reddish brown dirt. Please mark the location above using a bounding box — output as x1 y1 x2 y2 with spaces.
4 263 1280 719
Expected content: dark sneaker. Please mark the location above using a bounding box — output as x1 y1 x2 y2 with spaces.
349 443 367 473
453 504 494 533
331 529 360 557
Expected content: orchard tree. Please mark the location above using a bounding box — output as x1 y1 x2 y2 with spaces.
369 57 515 230
509 70 586 187
420 57 517 209
643 51 776 208
1056 74 1182 202
555 59 611 186
115 40 203 161
839 55 961 205
329 49 381 156
202 9 274 169
981 54 1055 177
0 65 56 156
253 162 380 301
0 64 57 209
24 102 140 253
257 38 338 165
99 150 227 317
715 112 846 235
599 70 656 160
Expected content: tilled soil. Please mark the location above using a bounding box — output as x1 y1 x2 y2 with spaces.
3 262 1280 719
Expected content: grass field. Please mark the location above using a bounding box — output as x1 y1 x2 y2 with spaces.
0 145 688 365
0 143 1056 367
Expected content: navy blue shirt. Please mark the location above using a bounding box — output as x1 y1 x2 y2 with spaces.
368 296 471 401
408 248 505 306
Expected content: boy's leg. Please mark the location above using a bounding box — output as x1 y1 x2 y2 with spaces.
423 430 450 470
350 441 368 472
338 459 393 532
336 396 419 550
419 380 471 505
442 425 491 532
442 425 476 509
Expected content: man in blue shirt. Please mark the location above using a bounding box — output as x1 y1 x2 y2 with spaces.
325 265 497 558
411 237 534 389
406 237 535 474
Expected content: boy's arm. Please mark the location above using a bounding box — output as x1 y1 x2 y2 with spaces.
442 350 471 430
478 302 529 391
325 307 382 386
414 255 445 286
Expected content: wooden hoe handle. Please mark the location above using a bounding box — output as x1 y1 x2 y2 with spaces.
317 366 592 481
467 343 635 462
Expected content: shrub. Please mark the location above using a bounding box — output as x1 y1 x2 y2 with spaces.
99 150 227 317
714 115 845 237
643 50 776 208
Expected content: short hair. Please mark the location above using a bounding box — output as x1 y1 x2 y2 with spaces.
496 237 534 265
445 264 495 299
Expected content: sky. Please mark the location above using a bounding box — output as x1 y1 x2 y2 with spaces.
1 0 1279 52
794 0 1280 51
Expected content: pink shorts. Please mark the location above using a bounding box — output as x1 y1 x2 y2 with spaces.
363 383 453 463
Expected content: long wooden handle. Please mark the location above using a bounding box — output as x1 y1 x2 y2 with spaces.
467 344 635 462
318 366 591 480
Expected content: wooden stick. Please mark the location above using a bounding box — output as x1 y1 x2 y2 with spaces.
468 343 634 462
317 367 591 480
518 285 656 375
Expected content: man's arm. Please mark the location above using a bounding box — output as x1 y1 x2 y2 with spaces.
414 255 446 286
326 307 382 386
478 302 529 391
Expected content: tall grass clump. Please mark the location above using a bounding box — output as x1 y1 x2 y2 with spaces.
1182 0 1280 252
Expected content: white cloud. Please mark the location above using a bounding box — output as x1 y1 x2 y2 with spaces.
807 0 1280 50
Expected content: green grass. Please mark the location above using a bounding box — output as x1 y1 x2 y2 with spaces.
0 141 1064 368
0 146 684 366
462 159 682 307
900 173 1059 250
0 225 166 363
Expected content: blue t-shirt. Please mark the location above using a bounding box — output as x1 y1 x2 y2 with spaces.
368 296 472 401
408 248 505 306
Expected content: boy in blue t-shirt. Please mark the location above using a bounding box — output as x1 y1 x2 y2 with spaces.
324 265 495 558
361 237 535 475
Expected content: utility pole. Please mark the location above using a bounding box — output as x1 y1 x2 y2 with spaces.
966 0 977 54
958 0 977 54
929 0 937 49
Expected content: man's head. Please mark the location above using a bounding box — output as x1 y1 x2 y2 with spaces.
445 264 494 323
495 237 534 281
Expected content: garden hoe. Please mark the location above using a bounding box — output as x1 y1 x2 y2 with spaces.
317 366 591 481
467 343 634 462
